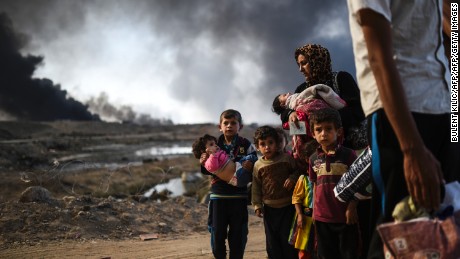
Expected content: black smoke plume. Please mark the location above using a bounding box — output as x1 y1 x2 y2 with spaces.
0 0 354 124
0 12 99 121
86 92 173 125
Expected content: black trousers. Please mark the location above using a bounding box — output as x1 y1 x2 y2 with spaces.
367 110 460 259
315 220 359 259
208 198 248 259
263 204 298 259
357 199 371 259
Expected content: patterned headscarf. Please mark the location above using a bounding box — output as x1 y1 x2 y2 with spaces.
294 44 333 88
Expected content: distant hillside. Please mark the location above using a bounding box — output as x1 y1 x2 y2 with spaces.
0 121 263 141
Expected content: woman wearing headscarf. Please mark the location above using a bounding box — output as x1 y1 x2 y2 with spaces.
280 44 370 259
281 44 367 151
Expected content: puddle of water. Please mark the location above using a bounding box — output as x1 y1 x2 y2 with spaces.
56 144 191 172
144 172 203 198
83 144 127 151
135 144 191 157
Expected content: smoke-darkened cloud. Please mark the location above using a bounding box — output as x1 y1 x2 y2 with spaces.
0 13 99 121
0 0 355 124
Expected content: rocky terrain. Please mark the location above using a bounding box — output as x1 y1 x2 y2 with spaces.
0 121 265 258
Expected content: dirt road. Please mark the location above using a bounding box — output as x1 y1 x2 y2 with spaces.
0 216 267 259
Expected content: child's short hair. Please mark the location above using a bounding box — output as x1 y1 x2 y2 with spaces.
220 109 243 124
272 94 285 115
309 108 342 132
192 134 217 159
253 126 279 146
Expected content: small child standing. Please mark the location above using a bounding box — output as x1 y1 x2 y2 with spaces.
192 134 257 187
251 125 299 259
200 109 257 259
289 174 315 259
276 127 315 258
308 108 360 259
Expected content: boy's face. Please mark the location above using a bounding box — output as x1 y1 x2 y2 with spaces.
311 121 342 150
205 139 219 154
219 117 241 138
257 136 278 160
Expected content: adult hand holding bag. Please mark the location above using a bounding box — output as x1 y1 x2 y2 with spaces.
377 181 460 259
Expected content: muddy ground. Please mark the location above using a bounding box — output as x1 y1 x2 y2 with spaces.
0 121 266 258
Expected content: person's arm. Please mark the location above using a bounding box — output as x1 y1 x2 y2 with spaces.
294 203 305 228
251 166 263 216
346 200 359 225
200 153 213 176
285 82 309 128
281 108 295 124
292 175 306 228
357 9 443 210
241 142 257 173
204 153 221 173
285 156 301 190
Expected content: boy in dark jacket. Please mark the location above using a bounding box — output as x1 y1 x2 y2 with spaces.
200 109 257 259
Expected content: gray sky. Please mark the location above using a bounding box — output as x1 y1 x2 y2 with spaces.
0 0 356 124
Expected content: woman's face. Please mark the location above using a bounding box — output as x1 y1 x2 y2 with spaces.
297 54 311 81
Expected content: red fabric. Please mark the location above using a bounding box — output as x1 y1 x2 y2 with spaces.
290 98 346 161
298 249 312 259
292 99 330 161
309 146 357 223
